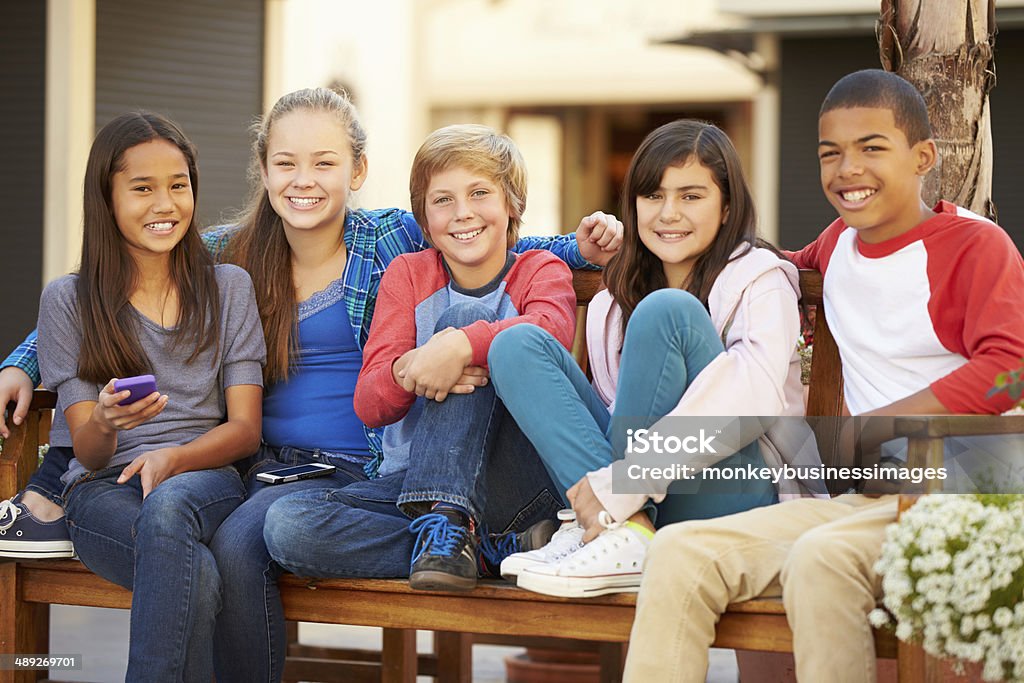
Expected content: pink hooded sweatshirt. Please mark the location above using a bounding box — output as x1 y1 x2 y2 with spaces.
585 245 828 523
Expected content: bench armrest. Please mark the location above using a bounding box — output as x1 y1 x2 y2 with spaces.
891 414 1024 502
894 414 1024 439
1 389 56 498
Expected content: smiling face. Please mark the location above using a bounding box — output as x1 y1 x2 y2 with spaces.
635 159 727 288
818 106 937 244
424 165 511 288
261 109 367 236
111 139 195 264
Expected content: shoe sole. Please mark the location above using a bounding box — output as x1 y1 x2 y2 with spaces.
0 539 75 558
500 557 544 580
516 570 641 598
409 570 477 592
0 548 76 559
500 524 584 579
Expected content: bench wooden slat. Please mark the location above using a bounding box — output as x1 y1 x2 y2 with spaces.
896 414 1024 437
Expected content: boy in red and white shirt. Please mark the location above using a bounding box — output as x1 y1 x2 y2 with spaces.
624 70 1024 683
790 199 1019 416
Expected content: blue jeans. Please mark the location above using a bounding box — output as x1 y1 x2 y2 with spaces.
25 445 71 506
63 464 245 683
209 444 369 683
264 302 563 579
489 288 777 527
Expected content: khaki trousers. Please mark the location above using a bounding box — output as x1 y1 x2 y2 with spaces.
623 494 899 683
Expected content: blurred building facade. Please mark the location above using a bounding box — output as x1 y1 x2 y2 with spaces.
2 0 1021 356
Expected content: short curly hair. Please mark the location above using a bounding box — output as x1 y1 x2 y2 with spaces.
820 69 933 145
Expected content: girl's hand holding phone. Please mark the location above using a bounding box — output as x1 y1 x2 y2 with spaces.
117 447 181 498
92 378 168 433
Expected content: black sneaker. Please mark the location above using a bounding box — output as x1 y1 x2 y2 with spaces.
0 494 75 559
478 518 558 578
408 511 478 591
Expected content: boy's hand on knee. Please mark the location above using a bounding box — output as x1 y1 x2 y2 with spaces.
450 365 489 395
398 329 473 402
567 475 608 543
575 211 624 267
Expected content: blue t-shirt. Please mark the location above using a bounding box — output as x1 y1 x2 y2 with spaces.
262 277 369 461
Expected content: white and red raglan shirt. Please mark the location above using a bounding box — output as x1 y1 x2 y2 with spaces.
786 201 1024 415
354 248 576 475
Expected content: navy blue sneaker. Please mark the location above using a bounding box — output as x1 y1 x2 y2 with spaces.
408 511 478 592
0 494 75 559
478 518 558 578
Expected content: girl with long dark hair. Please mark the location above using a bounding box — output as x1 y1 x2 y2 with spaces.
490 119 807 598
36 112 265 681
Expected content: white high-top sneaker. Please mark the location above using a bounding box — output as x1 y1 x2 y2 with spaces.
516 511 650 598
500 509 585 580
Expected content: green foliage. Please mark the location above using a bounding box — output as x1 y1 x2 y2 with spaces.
988 358 1024 408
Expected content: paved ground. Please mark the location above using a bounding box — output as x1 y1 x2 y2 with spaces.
48 605 740 682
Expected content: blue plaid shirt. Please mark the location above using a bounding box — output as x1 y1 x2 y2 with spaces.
4 207 592 474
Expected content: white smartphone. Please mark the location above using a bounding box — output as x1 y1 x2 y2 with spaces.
255 462 337 484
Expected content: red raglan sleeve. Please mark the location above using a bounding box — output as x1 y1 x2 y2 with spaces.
353 256 420 428
460 251 577 367
928 225 1024 414
782 219 847 272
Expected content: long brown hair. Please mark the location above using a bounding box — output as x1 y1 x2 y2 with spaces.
77 111 219 384
227 87 367 383
604 119 777 338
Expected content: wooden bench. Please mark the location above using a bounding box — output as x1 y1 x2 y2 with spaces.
3 269 1022 683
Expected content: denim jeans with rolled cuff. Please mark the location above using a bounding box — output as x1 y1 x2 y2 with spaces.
24 445 71 506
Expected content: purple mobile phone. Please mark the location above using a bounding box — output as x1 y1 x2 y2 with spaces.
113 374 158 406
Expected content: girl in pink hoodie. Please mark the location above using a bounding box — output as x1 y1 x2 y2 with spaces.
488 120 810 598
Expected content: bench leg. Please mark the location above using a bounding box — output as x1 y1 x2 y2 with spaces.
434 631 471 683
381 628 416 683
598 642 627 683
0 563 49 683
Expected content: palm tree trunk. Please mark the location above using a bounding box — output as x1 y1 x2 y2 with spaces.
878 0 997 220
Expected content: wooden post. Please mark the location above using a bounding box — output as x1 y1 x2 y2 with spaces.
434 632 472 683
381 628 416 683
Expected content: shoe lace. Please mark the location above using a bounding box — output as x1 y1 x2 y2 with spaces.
0 498 20 532
547 527 585 560
566 511 626 569
409 513 470 569
597 510 618 530
478 526 519 569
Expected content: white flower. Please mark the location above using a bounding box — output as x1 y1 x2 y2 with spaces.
983 657 1004 682
869 609 891 628
876 494 1024 678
